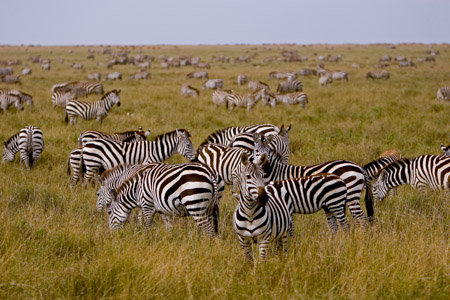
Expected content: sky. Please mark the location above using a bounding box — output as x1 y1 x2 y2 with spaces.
1 0 449 45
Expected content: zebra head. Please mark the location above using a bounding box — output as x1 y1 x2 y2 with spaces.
2 140 15 162
441 144 450 156
253 133 273 162
176 129 196 161
105 89 121 107
107 187 131 229
238 152 267 204
96 180 115 212
372 170 389 202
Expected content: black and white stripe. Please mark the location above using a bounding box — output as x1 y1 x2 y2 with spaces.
276 80 303 94
65 89 121 125
0 89 33 106
3 126 44 170
0 93 23 112
78 128 149 147
51 91 75 108
52 81 104 97
67 147 84 185
275 92 308 107
80 129 195 184
233 153 292 261
212 89 233 107
331 71 349 82
366 70 390 80
108 162 224 237
226 88 268 112
372 155 450 201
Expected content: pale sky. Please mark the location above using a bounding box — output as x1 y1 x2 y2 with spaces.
2 0 449 45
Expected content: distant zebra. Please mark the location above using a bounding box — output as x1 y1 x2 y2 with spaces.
253 139 373 225
373 155 450 201
269 71 297 80
0 75 20 84
331 71 348 82
106 72 122 80
2 126 44 170
248 80 269 92
130 72 150 80
202 79 223 90
275 92 308 108
108 162 224 237
78 127 150 147
276 80 303 94
52 81 104 97
186 71 208 79
0 89 33 106
237 74 248 86
437 86 450 101
212 89 233 107
298 69 317 76
65 89 121 125
0 93 23 112
226 88 269 112
366 70 390 80
81 129 195 184
318 75 332 86
181 83 199 98
88 73 101 81
233 153 292 261
51 91 75 108
198 124 280 148
379 55 391 62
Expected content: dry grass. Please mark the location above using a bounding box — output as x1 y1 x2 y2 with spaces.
1 43 450 299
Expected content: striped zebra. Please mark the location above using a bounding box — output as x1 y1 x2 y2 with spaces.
269 71 297 80
237 74 248 86
81 129 195 185
108 162 224 237
67 147 84 185
276 80 303 94
212 89 233 107
52 81 104 97
233 152 292 261
331 71 349 82
248 80 269 92
437 86 450 101
51 91 75 108
181 83 199 98
226 88 269 112
227 126 291 164
372 155 450 202
0 90 33 106
275 92 308 108
198 124 281 148
3 126 44 170
0 93 23 112
78 128 150 147
441 144 450 156
65 89 121 125
366 70 390 80
319 75 332 86
186 71 208 79
253 138 373 225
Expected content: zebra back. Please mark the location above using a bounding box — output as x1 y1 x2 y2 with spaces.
18 126 44 169
78 127 149 147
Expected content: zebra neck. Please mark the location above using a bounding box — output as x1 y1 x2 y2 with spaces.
117 182 139 210
238 195 262 216
385 161 412 188
102 96 114 112
5 135 20 154
149 136 177 161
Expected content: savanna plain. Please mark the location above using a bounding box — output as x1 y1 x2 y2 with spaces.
1 43 450 299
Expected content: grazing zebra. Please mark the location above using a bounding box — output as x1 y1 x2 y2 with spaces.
0 89 33 106
226 88 269 112
372 155 450 201
51 91 75 108
363 155 402 182
275 92 308 108
269 71 297 80
237 74 248 86
181 83 199 98
233 152 292 261
199 124 281 148
88 73 101 81
298 69 317 76
202 79 223 90
130 72 150 80
108 162 224 237
2 126 44 170
186 71 208 79
0 75 21 84
379 55 391 62
227 125 291 163
72 63 83 69
106 72 122 80
211 89 233 107
52 81 104 97
399 60 416 67
276 80 303 94
0 93 23 112
318 75 332 86
78 128 150 147
81 129 195 184
331 71 349 82
253 138 373 225
437 86 450 101
22 68 32 76
366 70 390 80
65 89 121 125
248 80 269 92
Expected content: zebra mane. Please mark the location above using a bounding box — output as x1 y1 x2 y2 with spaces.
100 164 129 181
199 127 236 147
4 132 19 146
153 129 190 142
373 157 412 177
115 164 155 195
101 89 119 100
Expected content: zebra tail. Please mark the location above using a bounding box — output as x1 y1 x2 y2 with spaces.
65 111 68 123
67 155 71 175
212 173 222 234
363 170 374 222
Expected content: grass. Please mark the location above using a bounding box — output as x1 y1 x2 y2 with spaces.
1 43 450 299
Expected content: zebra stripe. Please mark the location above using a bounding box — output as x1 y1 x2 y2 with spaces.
0 89 33 106
67 147 84 185
275 92 308 107
108 162 224 237
65 89 121 125
52 81 104 97
80 129 195 184
211 89 232 107
3 126 44 170
366 70 390 80
226 88 268 112
331 71 349 82
437 86 450 101
51 91 75 108
0 94 23 112
78 128 149 147
233 153 292 261
364 156 401 182
372 155 450 201
276 80 303 94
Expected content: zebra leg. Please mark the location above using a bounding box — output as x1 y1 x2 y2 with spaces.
141 203 156 230
324 208 339 233
239 236 253 262
328 205 350 233
20 149 30 170
346 199 367 228
161 214 173 230
258 239 270 261
193 214 215 238
275 234 288 257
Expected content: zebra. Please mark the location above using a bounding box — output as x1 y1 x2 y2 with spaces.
108 162 224 237
276 80 303 94
237 74 248 86
202 79 223 90
318 75 332 87
441 144 450 156
88 73 101 81
181 83 199 98
372 155 450 202
379 55 391 62
51 91 75 108
269 71 297 80
80 129 195 184
233 152 292 261
253 137 373 225
248 80 269 92
366 70 390 80
0 75 20 84
226 88 269 112
52 81 104 97
22 68 32 76
0 93 23 113
198 124 281 148
227 126 291 164
65 89 121 125
437 86 450 101
0 90 33 106
331 71 349 82
67 147 84 185
130 72 150 80
274 92 308 108
2 126 44 170
78 128 150 147
211 89 233 107
105 72 122 80
298 69 317 76
186 71 208 79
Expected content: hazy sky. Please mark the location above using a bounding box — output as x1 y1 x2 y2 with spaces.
2 0 449 45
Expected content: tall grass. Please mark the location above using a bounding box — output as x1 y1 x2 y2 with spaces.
1 43 450 299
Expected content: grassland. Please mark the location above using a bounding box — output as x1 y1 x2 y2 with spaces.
1 43 450 299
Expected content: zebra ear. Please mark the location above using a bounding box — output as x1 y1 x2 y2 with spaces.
241 152 249 165
145 129 151 137
379 170 386 181
286 125 292 132
265 134 274 145
110 188 117 199
253 132 261 143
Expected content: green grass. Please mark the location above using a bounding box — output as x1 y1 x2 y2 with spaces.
1 43 450 299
